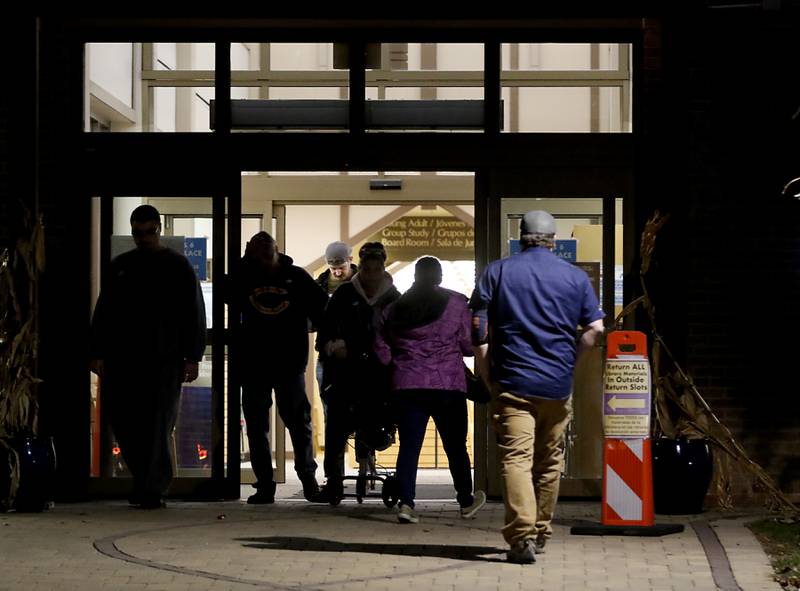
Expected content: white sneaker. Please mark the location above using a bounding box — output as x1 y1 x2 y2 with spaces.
397 503 419 524
460 490 487 519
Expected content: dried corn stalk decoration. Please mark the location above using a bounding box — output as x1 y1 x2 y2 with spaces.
615 211 798 516
0 205 45 510
1 210 45 438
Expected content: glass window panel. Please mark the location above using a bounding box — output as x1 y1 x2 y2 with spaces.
86 43 217 133
435 43 484 71
154 42 215 70
231 42 258 70
267 87 346 99
499 197 624 480
502 86 628 133
382 87 483 100
270 43 335 71
152 87 215 132
89 43 134 108
500 42 631 133
502 43 628 71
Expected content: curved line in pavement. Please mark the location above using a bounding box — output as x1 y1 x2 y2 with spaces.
95 514 746 589
93 519 503 590
691 520 744 591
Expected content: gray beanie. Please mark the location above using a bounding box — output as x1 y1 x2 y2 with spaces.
325 241 352 265
520 210 556 236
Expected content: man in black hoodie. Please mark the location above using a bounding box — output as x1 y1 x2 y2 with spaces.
233 232 328 504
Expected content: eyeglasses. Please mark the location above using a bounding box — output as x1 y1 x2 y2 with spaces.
132 227 159 238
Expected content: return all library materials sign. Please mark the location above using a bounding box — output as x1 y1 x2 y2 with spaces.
602 359 652 438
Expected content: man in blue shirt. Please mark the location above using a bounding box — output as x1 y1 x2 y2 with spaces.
470 210 604 564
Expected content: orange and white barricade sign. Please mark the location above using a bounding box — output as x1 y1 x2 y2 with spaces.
601 330 654 527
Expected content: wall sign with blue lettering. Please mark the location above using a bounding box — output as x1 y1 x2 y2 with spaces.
509 238 577 262
554 239 577 263
184 237 208 281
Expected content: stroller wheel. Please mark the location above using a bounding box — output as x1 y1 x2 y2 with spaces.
382 475 399 508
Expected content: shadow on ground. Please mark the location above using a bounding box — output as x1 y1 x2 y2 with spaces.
236 536 506 562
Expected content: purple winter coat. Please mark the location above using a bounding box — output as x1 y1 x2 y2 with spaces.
374 288 473 392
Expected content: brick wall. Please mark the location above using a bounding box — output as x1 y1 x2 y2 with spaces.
649 12 800 501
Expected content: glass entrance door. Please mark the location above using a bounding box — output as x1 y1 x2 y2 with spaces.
241 170 477 496
475 182 630 499
89 195 234 499
500 197 623 494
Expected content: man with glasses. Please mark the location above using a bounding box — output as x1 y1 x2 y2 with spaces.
90 204 207 509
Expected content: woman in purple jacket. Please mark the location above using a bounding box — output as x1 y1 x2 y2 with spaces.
375 257 486 524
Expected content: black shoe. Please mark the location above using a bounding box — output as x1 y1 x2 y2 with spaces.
247 490 275 504
247 481 276 504
311 483 343 505
301 478 322 502
138 496 167 510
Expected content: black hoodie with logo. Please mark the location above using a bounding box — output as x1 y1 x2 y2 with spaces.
232 252 327 375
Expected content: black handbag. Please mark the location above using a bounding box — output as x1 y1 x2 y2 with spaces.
463 363 491 403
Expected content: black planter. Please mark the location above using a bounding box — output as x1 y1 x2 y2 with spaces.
652 437 713 514
14 435 56 512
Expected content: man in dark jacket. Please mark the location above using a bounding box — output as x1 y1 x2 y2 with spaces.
315 242 400 503
90 204 207 509
314 241 358 400
233 232 328 504
314 241 377 488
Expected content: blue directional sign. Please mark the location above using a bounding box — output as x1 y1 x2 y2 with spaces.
184 237 207 281
509 238 577 262
554 239 577 263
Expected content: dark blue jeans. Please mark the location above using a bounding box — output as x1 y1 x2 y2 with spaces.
242 369 317 488
395 389 474 508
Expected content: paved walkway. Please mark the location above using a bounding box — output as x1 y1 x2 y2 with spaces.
0 473 781 591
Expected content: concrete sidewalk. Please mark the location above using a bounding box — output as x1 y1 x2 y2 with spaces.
0 476 781 591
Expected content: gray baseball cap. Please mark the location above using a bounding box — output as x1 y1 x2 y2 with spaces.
520 210 556 236
325 241 352 265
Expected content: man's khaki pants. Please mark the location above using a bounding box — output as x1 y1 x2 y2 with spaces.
492 391 572 546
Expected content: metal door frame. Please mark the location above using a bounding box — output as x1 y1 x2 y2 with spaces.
473 167 635 498
88 193 232 499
